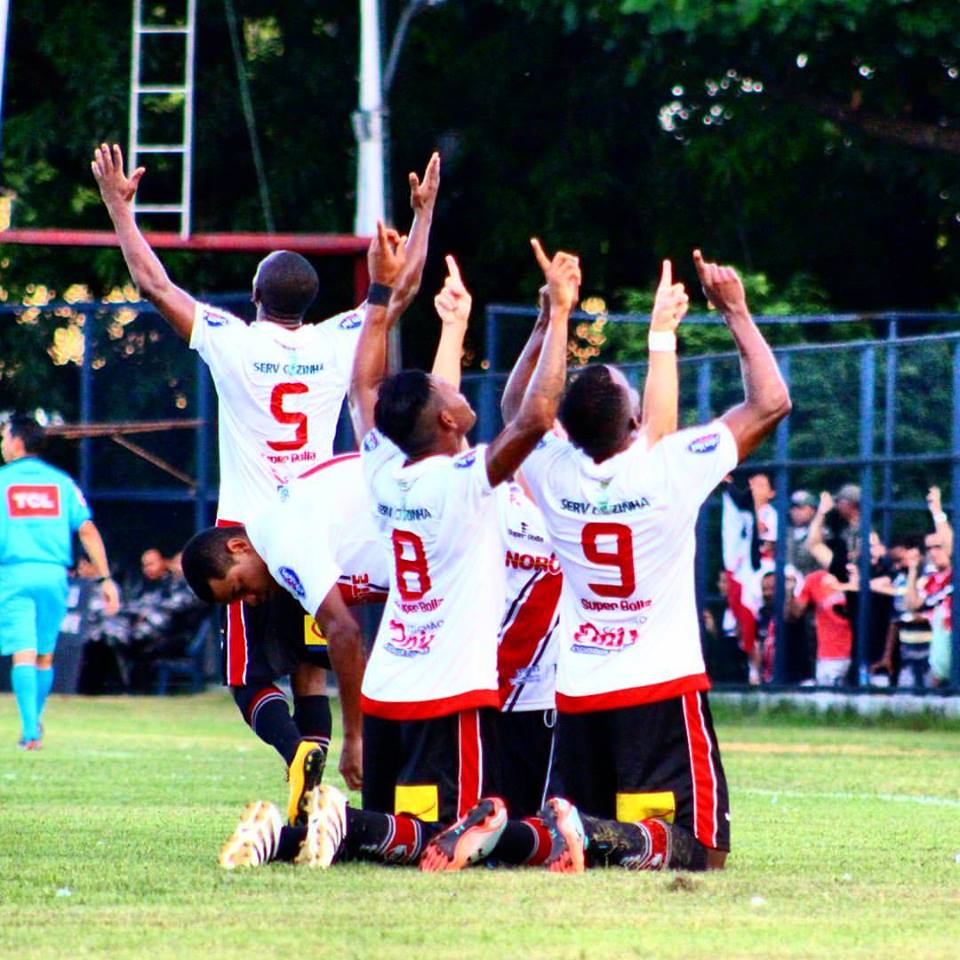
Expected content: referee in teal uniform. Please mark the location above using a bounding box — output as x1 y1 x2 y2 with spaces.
0 415 119 749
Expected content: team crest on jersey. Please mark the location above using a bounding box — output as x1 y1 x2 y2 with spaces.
362 431 380 452
454 450 476 469
338 312 362 330
278 566 306 599
384 619 434 658
202 309 226 327
570 621 640 656
687 432 720 454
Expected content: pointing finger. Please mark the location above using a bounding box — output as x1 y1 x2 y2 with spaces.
530 237 552 273
444 254 462 285
659 259 672 288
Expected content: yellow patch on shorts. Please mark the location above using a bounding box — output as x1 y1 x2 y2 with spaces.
616 791 676 824
395 784 439 822
303 615 327 647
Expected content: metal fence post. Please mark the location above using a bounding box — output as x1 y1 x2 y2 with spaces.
772 354 791 685
856 346 876 688
950 344 960 690
881 324 898 545
79 306 94 492
478 304 501 442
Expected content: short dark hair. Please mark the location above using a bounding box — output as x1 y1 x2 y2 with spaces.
559 365 632 460
180 526 247 603
254 251 319 319
6 415 46 455
374 370 434 455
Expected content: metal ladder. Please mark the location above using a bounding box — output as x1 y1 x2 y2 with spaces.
128 0 197 237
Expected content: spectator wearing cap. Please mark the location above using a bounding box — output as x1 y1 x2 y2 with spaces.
786 489 820 578
807 485 861 582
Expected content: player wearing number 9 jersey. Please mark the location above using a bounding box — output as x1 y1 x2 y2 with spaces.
513 251 791 871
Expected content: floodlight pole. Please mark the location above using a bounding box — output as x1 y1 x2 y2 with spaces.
0 0 10 165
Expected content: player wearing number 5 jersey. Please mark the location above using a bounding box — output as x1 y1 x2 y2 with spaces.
350 240 579 824
513 251 791 871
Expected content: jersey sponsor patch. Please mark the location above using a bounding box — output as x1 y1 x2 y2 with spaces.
7 484 61 518
570 621 641 656
278 565 306 599
338 312 362 330
687 432 721 454
384 619 435 658
362 431 380 452
202 309 227 327
454 450 477 469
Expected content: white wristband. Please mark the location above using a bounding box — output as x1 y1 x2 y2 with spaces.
933 511 948 524
648 330 677 353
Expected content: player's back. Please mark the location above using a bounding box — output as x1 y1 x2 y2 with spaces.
522 422 738 709
189 302 364 522
359 431 503 719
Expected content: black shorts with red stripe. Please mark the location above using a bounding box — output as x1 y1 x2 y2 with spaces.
362 708 502 825
549 690 730 851
222 589 331 688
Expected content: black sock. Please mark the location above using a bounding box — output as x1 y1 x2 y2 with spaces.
293 694 332 751
233 685 301 765
581 815 709 871
276 826 306 862
490 819 550 865
344 807 440 864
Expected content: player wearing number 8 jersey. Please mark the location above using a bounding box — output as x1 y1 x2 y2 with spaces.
350 240 579 824
515 251 791 870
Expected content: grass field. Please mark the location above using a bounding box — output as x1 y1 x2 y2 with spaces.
1 692 958 959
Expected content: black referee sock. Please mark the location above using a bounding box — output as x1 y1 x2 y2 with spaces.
293 694 332 750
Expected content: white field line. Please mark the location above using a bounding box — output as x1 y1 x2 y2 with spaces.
739 786 960 808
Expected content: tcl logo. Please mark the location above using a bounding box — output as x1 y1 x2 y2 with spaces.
7 485 61 518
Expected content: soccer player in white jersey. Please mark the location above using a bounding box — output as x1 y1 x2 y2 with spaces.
93 143 438 793
348 238 579 828
497 250 791 873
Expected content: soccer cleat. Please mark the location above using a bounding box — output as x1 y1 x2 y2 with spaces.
219 800 283 869
541 797 586 874
295 785 347 868
419 797 508 872
286 740 328 826
16 737 41 751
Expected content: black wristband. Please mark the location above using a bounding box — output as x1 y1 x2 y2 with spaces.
97 575 112 584
367 282 393 307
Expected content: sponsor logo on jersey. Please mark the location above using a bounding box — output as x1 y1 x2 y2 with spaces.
203 309 227 327
278 566 306 599
506 524 545 544
687 432 720 454
454 450 477 469
510 665 543 686
384 619 435 658
505 550 561 574
560 497 650 515
363 431 380 452
7 485 61 518
570 621 642 656
252 361 324 375
378 503 433 521
338 312 362 330
581 597 651 613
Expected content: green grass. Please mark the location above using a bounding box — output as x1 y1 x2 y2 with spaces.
2 692 959 959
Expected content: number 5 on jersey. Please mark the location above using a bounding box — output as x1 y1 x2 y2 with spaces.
392 529 432 600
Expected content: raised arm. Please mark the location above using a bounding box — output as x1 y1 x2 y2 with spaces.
92 144 197 341
806 491 835 569
485 239 579 488
500 285 550 423
385 152 440 324
640 259 687 446
348 223 408 438
927 486 953 557
694 250 791 461
431 255 471 389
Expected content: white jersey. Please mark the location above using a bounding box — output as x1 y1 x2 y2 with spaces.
190 301 363 523
496 481 560 712
244 454 389 616
359 430 503 720
522 421 738 712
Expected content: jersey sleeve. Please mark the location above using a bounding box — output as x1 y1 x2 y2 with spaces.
656 420 739 510
188 302 244 367
514 431 567 507
360 428 404 491
321 307 365 378
66 481 92 531
443 445 495 515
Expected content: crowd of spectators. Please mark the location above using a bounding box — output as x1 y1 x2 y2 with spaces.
59 546 210 694
704 475 954 690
